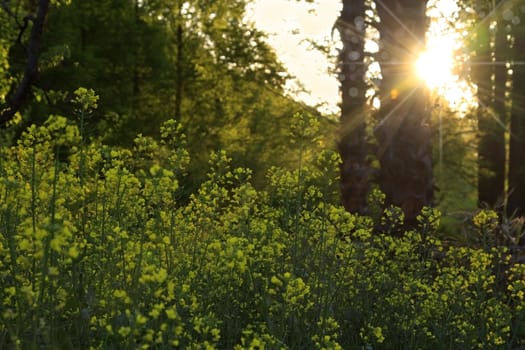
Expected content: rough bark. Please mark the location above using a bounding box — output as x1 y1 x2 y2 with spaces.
508 18 525 217
373 0 432 227
337 0 371 215
0 0 50 127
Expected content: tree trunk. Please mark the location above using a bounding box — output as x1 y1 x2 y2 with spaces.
477 11 506 210
508 18 525 217
0 0 50 127
373 0 432 227
337 0 371 215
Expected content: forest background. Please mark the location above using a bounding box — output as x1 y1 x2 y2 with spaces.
1 0 525 348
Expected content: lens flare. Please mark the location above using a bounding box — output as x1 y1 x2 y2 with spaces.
416 41 454 89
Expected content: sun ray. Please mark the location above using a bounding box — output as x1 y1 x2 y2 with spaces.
412 0 478 112
374 0 425 46
374 86 421 157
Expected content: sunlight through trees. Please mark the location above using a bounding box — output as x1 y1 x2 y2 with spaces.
0 0 525 347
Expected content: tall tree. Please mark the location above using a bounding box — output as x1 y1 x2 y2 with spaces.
508 4 525 217
474 2 507 210
336 0 371 215
373 0 432 226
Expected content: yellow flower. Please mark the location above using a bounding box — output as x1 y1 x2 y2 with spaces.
211 328 220 342
149 164 162 177
270 276 282 287
18 238 31 251
373 327 385 343
118 326 131 337
473 210 498 231
166 307 177 320
50 236 65 253
2 309 16 320
154 268 168 283
72 87 99 110
68 245 79 259
143 330 154 342
284 277 310 305
136 313 148 325
113 289 131 303
249 337 263 349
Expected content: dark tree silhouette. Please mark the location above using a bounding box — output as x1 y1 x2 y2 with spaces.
373 0 432 227
336 0 371 215
508 13 525 217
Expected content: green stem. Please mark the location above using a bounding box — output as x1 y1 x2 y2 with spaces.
30 144 37 293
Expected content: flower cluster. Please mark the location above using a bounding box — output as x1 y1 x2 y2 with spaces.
0 106 523 349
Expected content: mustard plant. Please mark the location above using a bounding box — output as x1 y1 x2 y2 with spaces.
0 102 524 349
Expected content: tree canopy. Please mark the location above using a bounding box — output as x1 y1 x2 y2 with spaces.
0 0 334 195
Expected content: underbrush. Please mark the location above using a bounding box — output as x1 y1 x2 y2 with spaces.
0 90 524 349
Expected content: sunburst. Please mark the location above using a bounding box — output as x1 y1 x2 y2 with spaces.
414 0 477 111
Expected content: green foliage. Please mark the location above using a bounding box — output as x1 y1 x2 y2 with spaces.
0 7 16 103
432 105 478 239
0 115 524 349
0 0 332 197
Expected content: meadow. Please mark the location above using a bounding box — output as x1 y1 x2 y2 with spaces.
0 90 524 349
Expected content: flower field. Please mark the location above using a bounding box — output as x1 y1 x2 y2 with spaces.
0 91 524 349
